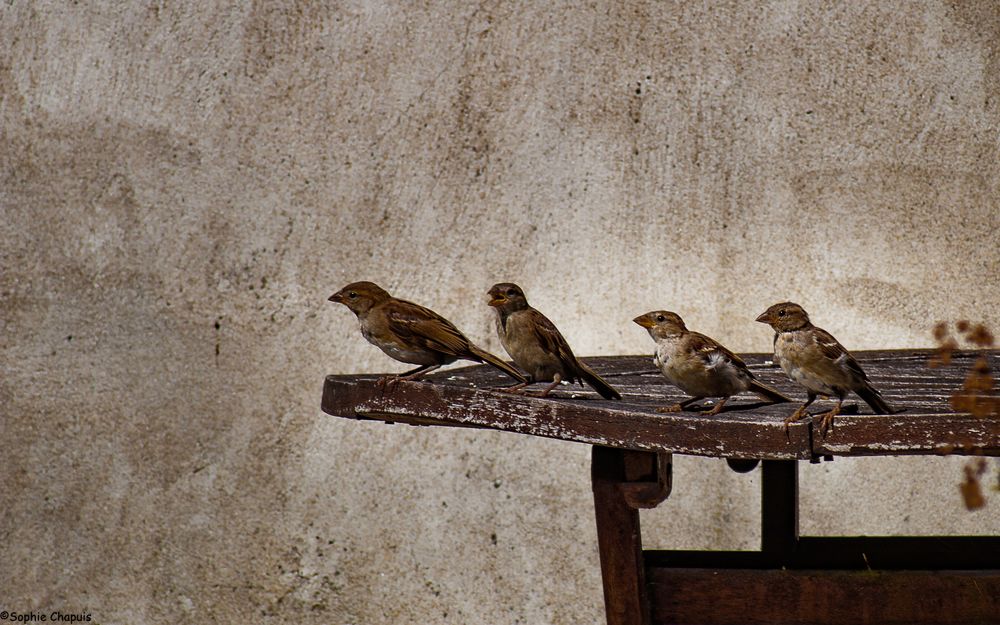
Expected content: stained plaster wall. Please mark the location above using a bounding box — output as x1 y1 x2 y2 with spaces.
2 2 999 624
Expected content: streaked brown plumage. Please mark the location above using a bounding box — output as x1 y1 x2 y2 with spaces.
487 283 620 399
329 281 526 385
633 311 791 415
756 302 894 435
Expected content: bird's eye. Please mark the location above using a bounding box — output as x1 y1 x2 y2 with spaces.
507 289 517 297
777 309 785 317
348 292 357 299
656 315 665 322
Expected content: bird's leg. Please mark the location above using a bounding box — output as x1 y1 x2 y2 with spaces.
784 394 816 436
818 397 843 438
700 397 728 416
657 396 704 413
378 364 439 390
498 380 531 394
399 364 440 381
531 373 563 398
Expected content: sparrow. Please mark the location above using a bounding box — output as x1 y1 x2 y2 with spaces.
633 311 791 415
329 281 526 386
487 283 621 399
756 302 894 435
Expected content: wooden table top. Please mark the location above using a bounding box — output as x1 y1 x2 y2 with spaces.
322 349 999 461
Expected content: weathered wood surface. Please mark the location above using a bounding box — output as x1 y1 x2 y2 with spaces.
592 447 656 625
322 350 1000 459
647 568 1000 625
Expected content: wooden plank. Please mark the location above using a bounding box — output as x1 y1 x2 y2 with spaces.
813 412 1000 456
647 568 1000 625
322 374 813 459
792 536 1000 570
645 536 1000 570
321 350 1000 459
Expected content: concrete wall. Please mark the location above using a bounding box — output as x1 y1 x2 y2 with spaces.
2 1 998 623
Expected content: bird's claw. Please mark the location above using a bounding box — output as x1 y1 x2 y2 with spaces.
375 375 402 391
784 407 807 425
496 382 529 394
524 390 555 398
783 406 809 438
818 407 840 438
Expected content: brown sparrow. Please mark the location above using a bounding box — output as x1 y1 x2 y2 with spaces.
633 311 791 415
329 281 526 385
756 302 894 435
487 283 621 399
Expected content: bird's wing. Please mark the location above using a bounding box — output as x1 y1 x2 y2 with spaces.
811 327 869 381
688 332 750 373
525 308 580 369
383 299 471 357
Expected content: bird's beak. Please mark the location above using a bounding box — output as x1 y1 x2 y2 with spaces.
328 291 343 303
754 311 770 324
487 294 506 307
633 315 655 329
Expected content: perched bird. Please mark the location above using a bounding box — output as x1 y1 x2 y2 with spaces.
487 283 621 399
633 311 791 415
756 302 894 435
329 281 526 386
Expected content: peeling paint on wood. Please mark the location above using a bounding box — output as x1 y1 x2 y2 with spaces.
322 350 1000 460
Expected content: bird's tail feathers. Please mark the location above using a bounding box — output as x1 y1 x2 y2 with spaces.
748 379 793 404
469 345 527 383
577 361 622 400
855 383 894 414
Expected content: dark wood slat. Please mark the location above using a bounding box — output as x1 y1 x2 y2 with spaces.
644 549 772 569
814 412 1000 456
793 536 1000 570
322 350 1000 458
322 374 814 459
647 568 1000 625
644 535 1000 570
